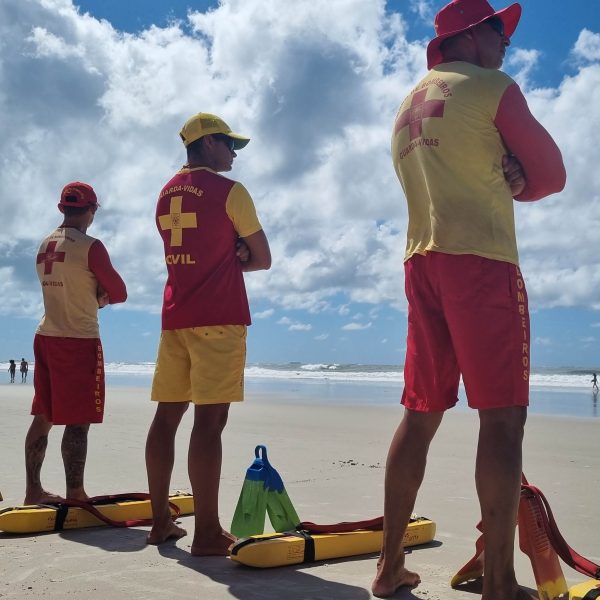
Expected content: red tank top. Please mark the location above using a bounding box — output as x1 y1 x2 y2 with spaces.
156 168 254 329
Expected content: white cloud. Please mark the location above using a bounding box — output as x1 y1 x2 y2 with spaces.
573 29 600 62
253 308 274 319
342 321 372 331
506 48 541 90
409 0 434 23
338 304 351 316
289 323 312 331
315 333 329 340
277 316 312 331
0 0 598 325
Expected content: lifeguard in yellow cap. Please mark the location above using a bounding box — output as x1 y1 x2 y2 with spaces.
145 113 271 555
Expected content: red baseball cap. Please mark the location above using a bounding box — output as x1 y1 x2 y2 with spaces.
58 182 98 212
427 0 521 70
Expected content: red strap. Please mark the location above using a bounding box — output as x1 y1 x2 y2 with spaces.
453 474 599 586
58 493 181 528
521 484 600 579
299 516 384 534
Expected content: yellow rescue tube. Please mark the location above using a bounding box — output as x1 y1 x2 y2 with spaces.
0 493 193 534
230 515 436 568
569 579 600 600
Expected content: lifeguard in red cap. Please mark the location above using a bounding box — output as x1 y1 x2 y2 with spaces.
373 0 566 598
25 182 127 505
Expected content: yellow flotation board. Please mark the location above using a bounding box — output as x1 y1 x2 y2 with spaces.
0 493 193 534
570 579 600 600
230 515 436 568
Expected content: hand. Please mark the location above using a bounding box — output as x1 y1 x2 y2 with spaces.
97 286 109 308
236 239 250 263
502 154 526 197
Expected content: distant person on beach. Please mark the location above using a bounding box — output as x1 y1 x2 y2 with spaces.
592 373 598 391
8 360 16 383
24 182 127 505
145 112 271 555
373 1 566 599
20 358 29 383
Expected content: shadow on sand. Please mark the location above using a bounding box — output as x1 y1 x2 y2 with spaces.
52 519 441 600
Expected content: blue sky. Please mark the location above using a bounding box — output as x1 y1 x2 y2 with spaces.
1 0 599 368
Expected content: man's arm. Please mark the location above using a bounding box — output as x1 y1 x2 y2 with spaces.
239 229 271 272
88 240 127 305
495 83 566 201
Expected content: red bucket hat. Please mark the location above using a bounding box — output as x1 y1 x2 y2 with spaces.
427 0 521 70
58 182 98 212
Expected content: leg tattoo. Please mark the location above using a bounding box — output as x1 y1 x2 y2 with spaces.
62 425 90 493
26 435 49 488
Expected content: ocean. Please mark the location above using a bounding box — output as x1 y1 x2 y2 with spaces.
99 362 600 419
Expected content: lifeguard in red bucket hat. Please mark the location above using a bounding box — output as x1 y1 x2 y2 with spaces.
426 0 521 69
374 1 567 598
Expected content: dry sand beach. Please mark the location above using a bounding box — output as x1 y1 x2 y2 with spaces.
1 382 599 599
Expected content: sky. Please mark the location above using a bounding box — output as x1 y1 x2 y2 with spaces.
0 0 599 368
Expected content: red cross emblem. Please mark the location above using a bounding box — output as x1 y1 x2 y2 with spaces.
37 241 66 275
395 88 445 141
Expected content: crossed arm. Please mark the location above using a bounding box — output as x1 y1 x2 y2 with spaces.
236 229 271 272
88 240 128 307
495 83 566 201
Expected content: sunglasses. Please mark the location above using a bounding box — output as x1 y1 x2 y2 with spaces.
213 134 236 152
485 16 505 37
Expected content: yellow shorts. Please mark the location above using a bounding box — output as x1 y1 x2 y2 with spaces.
151 325 246 405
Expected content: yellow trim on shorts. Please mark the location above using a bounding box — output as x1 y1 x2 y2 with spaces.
151 325 246 405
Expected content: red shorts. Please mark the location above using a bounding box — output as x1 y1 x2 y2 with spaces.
402 253 530 412
31 334 105 425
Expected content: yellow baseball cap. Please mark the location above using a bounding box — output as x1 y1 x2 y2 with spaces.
179 112 250 150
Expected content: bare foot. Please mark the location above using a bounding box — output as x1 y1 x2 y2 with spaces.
191 529 237 556
65 492 90 502
146 521 187 545
372 558 421 598
24 490 64 505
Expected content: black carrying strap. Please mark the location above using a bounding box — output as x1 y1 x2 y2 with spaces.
295 529 315 562
231 532 289 554
53 504 70 532
231 530 316 563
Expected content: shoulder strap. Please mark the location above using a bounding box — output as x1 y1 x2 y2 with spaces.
299 516 383 534
522 484 600 580
53 494 181 530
